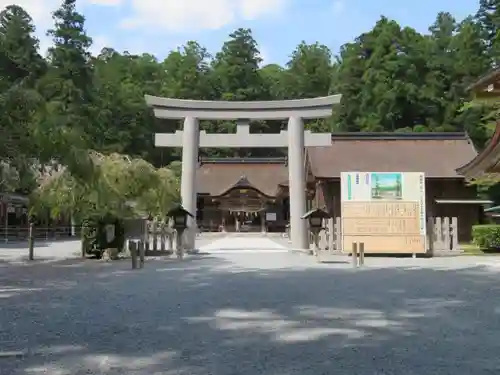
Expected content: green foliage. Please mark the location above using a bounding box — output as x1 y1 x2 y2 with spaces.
467 174 500 187
30 152 180 222
0 0 499 200
472 224 500 248
81 216 125 255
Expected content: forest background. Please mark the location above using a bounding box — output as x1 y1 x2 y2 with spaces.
2 0 500 197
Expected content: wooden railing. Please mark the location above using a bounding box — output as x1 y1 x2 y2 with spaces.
311 217 459 253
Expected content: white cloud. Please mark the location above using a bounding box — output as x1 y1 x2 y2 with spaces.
86 0 121 4
0 0 58 56
258 47 270 67
90 35 110 56
0 0 112 56
0 0 57 35
332 0 344 15
0 0 288 58
121 0 288 33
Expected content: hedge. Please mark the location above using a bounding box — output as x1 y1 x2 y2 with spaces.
81 216 125 257
472 225 500 249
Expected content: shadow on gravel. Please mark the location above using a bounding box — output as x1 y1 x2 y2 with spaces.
1 256 500 374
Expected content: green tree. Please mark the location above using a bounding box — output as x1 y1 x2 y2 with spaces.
210 28 271 156
0 5 45 87
31 152 180 254
259 63 287 99
161 41 212 100
476 0 500 65
211 28 268 101
285 41 333 99
451 17 491 147
333 41 367 132
91 51 164 162
36 0 95 174
0 5 45 193
425 12 457 128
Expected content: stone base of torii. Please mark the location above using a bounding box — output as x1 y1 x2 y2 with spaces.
145 94 341 251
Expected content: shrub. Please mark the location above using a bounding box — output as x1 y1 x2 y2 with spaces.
472 225 500 249
81 216 125 257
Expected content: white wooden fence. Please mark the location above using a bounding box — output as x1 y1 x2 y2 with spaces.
125 219 177 253
314 216 459 254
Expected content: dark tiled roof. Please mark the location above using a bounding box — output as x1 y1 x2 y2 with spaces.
307 133 477 178
196 134 477 192
467 67 500 91
197 159 288 196
457 121 500 177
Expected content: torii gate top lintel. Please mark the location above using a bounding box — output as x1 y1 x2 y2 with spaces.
144 94 341 120
146 94 342 251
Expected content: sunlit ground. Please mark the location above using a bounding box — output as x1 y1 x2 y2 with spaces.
1 251 500 374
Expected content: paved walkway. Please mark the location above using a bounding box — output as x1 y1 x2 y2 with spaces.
199 235 288 253
1 249 500 374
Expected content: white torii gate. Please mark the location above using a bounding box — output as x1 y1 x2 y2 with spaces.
145 94 341 251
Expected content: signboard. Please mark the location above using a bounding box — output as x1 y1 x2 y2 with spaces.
340 172 426 254
265 212 277 221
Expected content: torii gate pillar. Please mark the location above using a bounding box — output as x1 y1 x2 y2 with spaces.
145 95 341 251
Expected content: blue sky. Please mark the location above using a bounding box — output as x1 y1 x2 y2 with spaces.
14 0 479 65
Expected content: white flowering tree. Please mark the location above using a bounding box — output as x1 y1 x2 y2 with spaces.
30 151 180 255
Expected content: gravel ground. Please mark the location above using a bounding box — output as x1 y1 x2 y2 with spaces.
0 240 81 264
1 250 500 374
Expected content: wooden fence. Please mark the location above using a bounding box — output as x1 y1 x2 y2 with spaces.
314 216 459 254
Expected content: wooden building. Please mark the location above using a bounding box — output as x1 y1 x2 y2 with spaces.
196 132 486 241
196 157 316 232
457 67 500 177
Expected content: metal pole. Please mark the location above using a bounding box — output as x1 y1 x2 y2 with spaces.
352 242 358 268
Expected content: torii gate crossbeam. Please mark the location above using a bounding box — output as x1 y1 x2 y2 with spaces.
145 94 341 251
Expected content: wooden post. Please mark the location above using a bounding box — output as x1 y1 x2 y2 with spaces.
81 224 86 258
152 220 158 251
435 217 443 251
358 242 365 266
143 219 150 252
176 230 184 259
168 231 174 252
28 222 34 260
4 202 8 243
327 218 334 252
138 241 145 268
451 217 458 251
426 217 434 255
443 217 451 251
335 217 341 251
160 221 166 252
130 241 138 269
312 231 319 256
352 242 358 268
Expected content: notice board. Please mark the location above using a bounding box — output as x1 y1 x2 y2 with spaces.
340 172 426 254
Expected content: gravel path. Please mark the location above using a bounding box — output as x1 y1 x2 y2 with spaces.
1 251 500 374
0 240 81 264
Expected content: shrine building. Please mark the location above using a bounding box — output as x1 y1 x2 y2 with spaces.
196 132 487 241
